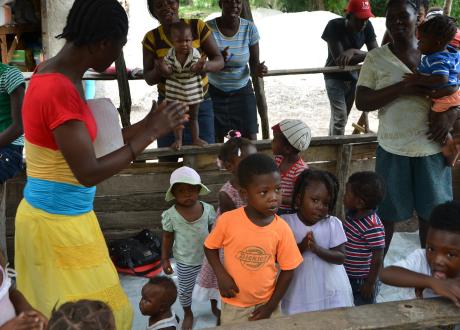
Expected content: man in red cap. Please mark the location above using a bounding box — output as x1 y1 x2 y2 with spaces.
322 0 378 136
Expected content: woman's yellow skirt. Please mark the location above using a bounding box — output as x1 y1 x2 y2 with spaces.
14 199 133 329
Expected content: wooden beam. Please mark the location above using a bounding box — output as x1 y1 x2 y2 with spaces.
240 0 270 139
211 298 460 330
336 144 352 219
115 50 131 127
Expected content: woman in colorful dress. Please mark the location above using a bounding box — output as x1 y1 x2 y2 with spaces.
14 1 188 329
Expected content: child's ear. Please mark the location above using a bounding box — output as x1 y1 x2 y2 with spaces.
357 198 366 210
239 187 248 200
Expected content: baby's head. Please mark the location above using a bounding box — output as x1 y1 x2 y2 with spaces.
271 119 311 157
170 21 193 55
426 201 460 280
417 14 457 54
343 171 385 212
292 169 339 225
140 276 177 318
48 300 115 330
237 153 281 216
165 166 210 207
218 130 257 174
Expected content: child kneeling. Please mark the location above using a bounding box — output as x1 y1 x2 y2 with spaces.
381 201 460 305
204 153 303 325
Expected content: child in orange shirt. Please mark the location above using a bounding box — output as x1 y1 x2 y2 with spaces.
204 153 303 325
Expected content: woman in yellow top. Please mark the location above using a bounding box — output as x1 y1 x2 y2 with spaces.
143 0 224 154
15 1 188 329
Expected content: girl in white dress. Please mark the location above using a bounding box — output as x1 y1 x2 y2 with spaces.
281 169 354 315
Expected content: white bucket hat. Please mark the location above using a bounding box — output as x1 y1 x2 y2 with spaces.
279 119 312 152
165 166 211 202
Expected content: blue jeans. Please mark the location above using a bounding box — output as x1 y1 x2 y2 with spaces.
348 277 380 306
325 78 357 136
0 144 23 184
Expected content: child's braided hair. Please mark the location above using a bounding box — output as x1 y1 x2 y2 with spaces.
48 300 115 330
56 0 128 46
291 169 339 213
419 14 458 47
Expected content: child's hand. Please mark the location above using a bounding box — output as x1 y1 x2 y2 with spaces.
306 232 316 252
191 54 207 74
216 271 239 298
430 277 460 307
299 231 315 253
157 58 173 78
249 302 276 321
255 61 268 78
360 279 376 299
0 312 46 330
162 259 174 275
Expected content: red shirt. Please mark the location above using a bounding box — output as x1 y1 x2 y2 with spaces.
23 73 97 149
275 156 308 210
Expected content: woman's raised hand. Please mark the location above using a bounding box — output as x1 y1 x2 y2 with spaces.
145 101 189 139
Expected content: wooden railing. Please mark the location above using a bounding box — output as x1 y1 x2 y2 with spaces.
210 297 460 330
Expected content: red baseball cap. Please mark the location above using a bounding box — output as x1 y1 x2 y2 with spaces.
346 0 375 19
451 29 460 48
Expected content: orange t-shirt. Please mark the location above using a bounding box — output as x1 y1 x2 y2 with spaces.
204 207 303 307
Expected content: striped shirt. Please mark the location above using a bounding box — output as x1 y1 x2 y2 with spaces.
142 19 211 96
164 48 203 105
0 64 25 146
344 211 385 278
418 45 460 88
207 18 259 92
275 156 308 210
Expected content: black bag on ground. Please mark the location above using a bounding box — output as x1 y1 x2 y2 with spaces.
109 229 162 278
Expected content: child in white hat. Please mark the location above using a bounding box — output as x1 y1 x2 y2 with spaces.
161 166 216 329
271 119 312 215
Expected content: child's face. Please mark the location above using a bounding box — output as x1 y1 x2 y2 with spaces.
139 284 165 317
417 31 443 55
172 183 200 207
271 131 288 156
343 183 364 211
426 228 460 279
241 171 282 216
297 180 330 225
171 28 193 56
226 145 258 174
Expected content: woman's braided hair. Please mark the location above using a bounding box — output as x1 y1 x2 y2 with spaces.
48 300 115 330
57 0 128 46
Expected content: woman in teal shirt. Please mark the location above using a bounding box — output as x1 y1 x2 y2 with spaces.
0 63 25 183
207 0 267 142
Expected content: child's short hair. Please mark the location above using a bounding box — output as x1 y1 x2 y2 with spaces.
292 169 339 213
48 300 115 330
237 153 279 188
347 171 385 210
419 14 457 46
170 21 192 36
147 275 178 308
218 130 254 163
429 201 460 234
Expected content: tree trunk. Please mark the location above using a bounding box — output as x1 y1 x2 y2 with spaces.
443 0 453 15
241 0 270 139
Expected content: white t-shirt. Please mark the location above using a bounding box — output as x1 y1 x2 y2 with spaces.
357 44 441 157
146 313 179 330
392 248 437 300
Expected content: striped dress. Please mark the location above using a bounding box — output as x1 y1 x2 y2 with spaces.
164 47 203 105
275 156 308 211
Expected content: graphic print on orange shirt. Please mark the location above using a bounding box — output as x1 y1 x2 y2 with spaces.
236 246 271 271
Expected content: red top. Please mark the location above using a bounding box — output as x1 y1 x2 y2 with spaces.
23 73 97 150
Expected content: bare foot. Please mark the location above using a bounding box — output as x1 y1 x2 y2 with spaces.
170 140 182 151
192 138 208 147
182 311 194 330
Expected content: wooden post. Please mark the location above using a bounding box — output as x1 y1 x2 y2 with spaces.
241 0 270 139
352 112 370 134
444 0 453 15
336 144 353 220
115 50 132 127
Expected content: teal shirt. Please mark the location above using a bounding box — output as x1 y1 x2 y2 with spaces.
162 202 216 266
0 64 25 146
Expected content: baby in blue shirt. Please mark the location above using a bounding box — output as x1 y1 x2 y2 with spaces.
404 15 460 166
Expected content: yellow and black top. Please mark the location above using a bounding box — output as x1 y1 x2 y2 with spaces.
142 18 211 96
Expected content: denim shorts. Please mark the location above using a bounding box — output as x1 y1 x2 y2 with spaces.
0 144 23 183
348 277 380 306
375 146 452 222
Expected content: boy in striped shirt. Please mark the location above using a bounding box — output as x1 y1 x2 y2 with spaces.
271 119 311 215
343 171 386 305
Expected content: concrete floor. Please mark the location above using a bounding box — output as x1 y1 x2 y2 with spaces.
121 231 421 330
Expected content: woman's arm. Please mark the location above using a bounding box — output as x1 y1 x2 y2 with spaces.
0 85 24 148
54 102 188 187
142 48 162 86
200 34 224 73
249 43 267 78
